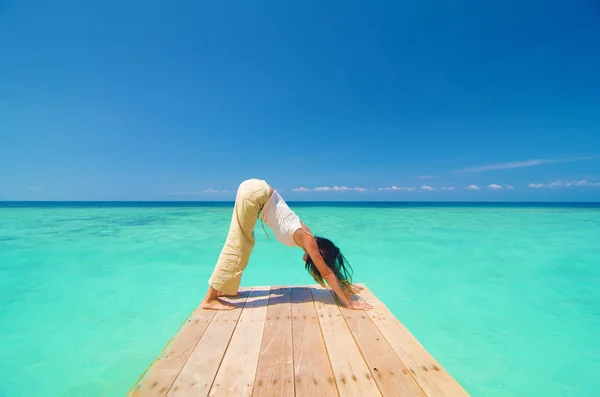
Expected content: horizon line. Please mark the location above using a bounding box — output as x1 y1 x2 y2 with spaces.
2 200 600 204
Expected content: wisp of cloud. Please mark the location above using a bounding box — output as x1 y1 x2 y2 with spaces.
455 155 600 173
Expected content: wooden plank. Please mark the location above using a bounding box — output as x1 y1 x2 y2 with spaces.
312 288 382 397
167 292 251 396
291 287 339 397
338 304 426 396
128 284 468 397
208 287 270 396
355 284 470 397
128 305 218 396
252 287 294 397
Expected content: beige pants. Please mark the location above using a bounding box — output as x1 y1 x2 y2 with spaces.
208 179 271 295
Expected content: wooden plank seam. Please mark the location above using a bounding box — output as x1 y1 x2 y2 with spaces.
249 286 281 397
252 286 296 397
335 291 428 397
129 285 469 397
319 287 386 397
165 312 219 395
169 290 252 396
336 295 387 397
290 287 296 397
128 306 217 396
362 311 428 396
208 287 271 396
308 287 341 396
284 287 296 397
311 286 384 396
207 287 262 396
355 283 469 396
290 286 339 397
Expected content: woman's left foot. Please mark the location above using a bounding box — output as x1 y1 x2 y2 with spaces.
217 291 243 298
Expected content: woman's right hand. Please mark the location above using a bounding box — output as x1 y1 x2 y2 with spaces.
347 300 373 310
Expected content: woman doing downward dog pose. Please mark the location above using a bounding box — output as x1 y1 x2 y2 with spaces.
201 178 373 311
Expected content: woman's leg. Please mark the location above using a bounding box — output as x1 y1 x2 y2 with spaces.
201 179 271 310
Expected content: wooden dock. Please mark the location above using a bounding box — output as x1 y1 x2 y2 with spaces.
128 284 468 396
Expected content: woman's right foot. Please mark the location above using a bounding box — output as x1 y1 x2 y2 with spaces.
200 298 237 310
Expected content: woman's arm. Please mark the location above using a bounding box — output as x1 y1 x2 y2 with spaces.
299 233 372 310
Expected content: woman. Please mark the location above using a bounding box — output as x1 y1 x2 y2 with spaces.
201 178 373 311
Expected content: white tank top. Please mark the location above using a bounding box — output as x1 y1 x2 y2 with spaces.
260 191 307 246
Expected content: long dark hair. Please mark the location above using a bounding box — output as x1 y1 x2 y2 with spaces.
305 236 355 297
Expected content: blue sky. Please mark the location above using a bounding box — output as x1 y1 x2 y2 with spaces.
1 0 599 201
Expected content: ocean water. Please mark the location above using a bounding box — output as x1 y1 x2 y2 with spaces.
1 202 599 396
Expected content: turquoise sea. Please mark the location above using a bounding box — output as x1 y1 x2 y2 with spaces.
1 202 599 396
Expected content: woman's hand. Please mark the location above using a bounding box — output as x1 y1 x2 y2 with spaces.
347 300 373 310
296 229 371 311
350 284 363 294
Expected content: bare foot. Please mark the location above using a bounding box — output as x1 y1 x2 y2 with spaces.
200 298 237 310
217 291 243 298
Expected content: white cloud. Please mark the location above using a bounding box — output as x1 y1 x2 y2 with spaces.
455 155 600 173
313 186 367 192
466 185 480 190
420 185 434 191
487 184 503 189
573 180 600 187
292 187 310 192
530 180 600 189
379 186 416 191
504 184 514 189
203 188 229 193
